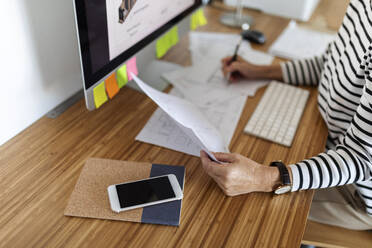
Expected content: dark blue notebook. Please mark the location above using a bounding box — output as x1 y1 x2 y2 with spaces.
141 164 185 226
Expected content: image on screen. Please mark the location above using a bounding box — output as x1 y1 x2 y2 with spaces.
118 0 137 24
105 0 194 61
116 176 176 208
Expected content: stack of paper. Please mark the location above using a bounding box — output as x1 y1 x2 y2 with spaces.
136 32 274 158
133 75 231 162
269 21 335 60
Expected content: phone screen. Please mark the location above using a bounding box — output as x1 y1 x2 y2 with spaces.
116 176 176 208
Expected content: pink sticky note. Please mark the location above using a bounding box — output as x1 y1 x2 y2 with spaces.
126 57 138 81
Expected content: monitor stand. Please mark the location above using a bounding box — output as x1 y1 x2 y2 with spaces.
126 60 183 92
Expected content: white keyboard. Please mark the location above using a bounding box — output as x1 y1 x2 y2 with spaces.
244 81 309 147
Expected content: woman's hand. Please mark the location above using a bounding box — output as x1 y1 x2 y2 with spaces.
221 56 283 82
200 151 280 196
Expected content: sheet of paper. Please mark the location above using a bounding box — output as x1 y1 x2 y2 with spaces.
136 108 202 156
93 82 108 109
269 20 335 60
188 32 251 64
105 73 119 99
117 64 128 88
126 57 138 81
136 87 246 157
132 74 229 162
163 47 274 97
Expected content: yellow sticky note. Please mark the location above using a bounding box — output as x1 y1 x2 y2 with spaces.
191 9 207 30
169 26 179 47
197 9 207 26
156 36 168 58
93 81 108 109
156 26 178 58
117 64 128 88
191 12 199 30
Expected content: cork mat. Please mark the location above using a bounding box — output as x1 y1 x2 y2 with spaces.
64 158 152 222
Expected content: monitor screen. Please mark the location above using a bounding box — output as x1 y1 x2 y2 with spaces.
74 0 200 90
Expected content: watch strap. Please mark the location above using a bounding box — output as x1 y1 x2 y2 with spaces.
270 161 291 186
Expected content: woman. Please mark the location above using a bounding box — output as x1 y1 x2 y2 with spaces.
201 0 372 230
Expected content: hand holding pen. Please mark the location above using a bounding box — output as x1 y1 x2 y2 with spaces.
226 37 243 83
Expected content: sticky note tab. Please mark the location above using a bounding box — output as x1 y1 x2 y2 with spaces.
126 57 138 81
191 12 198 30
105 72 119 99
169 26 179 47
156 26 179 59
93 81 108 109
117 64 128 88
156 36 168 58
191 9 207 30
197 9 207 26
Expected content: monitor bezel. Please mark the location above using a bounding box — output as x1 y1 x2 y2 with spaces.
74 0 202 90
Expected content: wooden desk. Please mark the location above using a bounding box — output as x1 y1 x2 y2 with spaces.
0 2 347 248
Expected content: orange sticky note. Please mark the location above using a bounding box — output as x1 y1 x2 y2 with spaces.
93 81 108 109
105 72 119 99
126 57 138 81
117 64 128 88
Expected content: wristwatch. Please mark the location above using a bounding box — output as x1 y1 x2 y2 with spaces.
270 161 292 194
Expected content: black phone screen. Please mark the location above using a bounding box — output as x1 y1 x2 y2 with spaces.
116 176 176 208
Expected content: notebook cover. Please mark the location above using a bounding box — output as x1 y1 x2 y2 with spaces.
64 158 185 226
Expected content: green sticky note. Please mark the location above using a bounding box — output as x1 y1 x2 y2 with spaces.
198 9 207 26
169 26 179 47
117 64 128 88
93 81 108 109
156 36 168 58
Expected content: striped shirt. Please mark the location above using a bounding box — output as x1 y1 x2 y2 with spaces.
280 0 372 216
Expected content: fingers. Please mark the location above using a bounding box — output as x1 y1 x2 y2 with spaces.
221 55 245 65
200 151 228 178
213 152 236 163
222 62 244 79
221 56 233 65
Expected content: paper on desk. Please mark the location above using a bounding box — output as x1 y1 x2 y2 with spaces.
189 32 251 64
136 87 246 157
132 74 229 162
269 20 335 60
163 47 274 97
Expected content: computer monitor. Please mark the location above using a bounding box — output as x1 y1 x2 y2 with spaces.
73 0 202 110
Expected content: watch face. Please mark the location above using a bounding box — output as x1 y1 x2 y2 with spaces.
275 185 291 194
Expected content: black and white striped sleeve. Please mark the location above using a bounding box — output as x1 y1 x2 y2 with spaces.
289 49 372 213
279 47 330 86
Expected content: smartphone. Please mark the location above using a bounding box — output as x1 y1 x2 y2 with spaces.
107 174 183 213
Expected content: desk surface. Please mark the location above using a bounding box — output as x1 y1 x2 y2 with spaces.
0 2 347 248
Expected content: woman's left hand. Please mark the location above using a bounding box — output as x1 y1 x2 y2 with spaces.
200 151 280 196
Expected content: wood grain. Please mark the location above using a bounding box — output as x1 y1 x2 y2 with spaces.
0 2 348 248
302 220 372 248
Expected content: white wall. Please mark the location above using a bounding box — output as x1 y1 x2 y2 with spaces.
0 1 83 145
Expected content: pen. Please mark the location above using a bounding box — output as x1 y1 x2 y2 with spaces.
227 37 242 83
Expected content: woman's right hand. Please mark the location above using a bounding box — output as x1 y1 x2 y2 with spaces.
221 56 283 82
